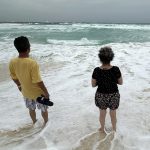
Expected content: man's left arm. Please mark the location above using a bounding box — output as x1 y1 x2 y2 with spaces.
31 61 50 99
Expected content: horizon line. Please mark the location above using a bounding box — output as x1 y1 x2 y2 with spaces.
0 21 150 25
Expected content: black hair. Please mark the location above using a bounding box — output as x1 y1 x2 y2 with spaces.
14 36 30 53
98 46 114 64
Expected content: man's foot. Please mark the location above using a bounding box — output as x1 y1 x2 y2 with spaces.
42 122 47 128
33 119 38 124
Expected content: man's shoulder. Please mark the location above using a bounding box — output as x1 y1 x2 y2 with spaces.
27 58 40 69
9 57 38 65
27 58 37 63
9 58 18 64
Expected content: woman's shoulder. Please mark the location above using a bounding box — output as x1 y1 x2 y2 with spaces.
112 66 120 70
111 66 121 74
95 66 100 69
94 67 101 71
92 67 101 74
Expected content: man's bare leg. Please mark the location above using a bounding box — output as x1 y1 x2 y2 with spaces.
41 110 48 125
29 109 37 124
99 109 107 132
110 109 116 131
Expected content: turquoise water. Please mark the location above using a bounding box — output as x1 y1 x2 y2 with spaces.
1 23 150 45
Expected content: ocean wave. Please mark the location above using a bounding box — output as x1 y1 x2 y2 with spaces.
1 23 150 47
0 41 150 64
71 23 150 30
47 38 99 46
1 23 150 32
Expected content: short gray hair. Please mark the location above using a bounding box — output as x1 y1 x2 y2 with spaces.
98 46 114 64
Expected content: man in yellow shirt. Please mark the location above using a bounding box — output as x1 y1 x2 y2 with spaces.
9 36 50 125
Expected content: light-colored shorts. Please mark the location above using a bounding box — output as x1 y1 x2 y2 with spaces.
24 97 48 112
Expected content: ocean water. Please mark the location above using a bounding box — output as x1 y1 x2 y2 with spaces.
0 23 150 150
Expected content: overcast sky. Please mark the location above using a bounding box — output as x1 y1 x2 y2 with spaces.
0 0 150 23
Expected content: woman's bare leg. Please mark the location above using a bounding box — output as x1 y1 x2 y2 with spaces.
110 109 117 131
99 109 107 132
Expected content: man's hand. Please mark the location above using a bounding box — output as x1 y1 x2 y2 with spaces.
44 93 49 99
17 85 22 91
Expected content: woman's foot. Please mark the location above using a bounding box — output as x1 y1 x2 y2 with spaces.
99 128 105 133
112 127 116 132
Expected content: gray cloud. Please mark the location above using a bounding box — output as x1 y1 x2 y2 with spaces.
0 0 150 23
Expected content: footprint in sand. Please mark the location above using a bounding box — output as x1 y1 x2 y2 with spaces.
94 132 115 150
73 130 116 150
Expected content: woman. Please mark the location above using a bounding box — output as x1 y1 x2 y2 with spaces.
91 46 123 132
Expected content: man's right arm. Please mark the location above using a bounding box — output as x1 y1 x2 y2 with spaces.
12 79 22 91
9 61 22 91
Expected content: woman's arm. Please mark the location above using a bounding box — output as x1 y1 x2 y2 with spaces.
91 78 97 87
117 76 123 85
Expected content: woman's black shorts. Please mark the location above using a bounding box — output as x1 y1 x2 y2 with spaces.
95 92 120 110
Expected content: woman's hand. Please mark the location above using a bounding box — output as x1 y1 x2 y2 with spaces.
117 76 123 85
91 78 97 87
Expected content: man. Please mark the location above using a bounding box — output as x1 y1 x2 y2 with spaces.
9 36 50 125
